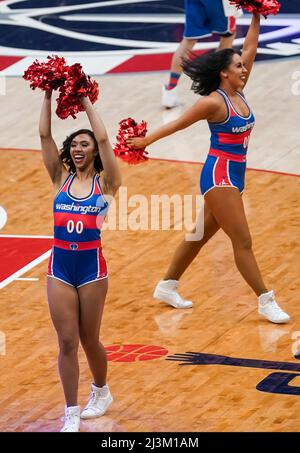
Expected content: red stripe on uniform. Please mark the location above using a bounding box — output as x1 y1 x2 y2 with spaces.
94 183 101 195
54 212 98 229
169 77 179 85
213 158 231 186
60 175 73 193
97 248 108 279
47 250 54 276
54 238 101 250
209 148 246 162
218 129 251 145
228 16 236 34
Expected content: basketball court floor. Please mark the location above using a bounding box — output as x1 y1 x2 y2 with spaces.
0 0 299 432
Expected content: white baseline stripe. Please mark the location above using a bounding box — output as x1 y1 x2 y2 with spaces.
0 234 53 238
1 55 132 76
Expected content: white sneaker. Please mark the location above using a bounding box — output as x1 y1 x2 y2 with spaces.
258 290 290 324
81 383 113 419
153 280 193 309
161 85 180 108
60 405 80 432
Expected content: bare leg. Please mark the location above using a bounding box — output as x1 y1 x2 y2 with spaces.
170 32 236 77
47 277 80 406
204 188 268 296
217 32 236 50
164 203 220 280
169 38 198 76
78 278 108 387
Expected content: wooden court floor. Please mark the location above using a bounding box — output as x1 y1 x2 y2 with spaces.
0 150 299 432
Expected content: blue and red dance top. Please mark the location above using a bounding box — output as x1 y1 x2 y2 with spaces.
200 88 255 195
53 173 108 251
209 88 255 158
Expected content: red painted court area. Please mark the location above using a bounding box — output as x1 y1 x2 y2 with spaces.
105 344 168 362
0 236 53 286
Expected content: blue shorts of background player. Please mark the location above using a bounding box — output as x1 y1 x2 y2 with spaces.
184 0 236 39
162 0 237 108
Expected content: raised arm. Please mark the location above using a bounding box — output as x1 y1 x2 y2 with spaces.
242 12 261 85
126 96 220 149
81 97 122 196
39 91 66 184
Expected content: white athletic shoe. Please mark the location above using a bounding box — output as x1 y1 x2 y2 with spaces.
60 405 80 432
153 280 193 309
161 85 180 108
81 384 113 419
258 290 290 324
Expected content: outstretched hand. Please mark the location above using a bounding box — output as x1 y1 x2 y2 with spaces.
126 136 148 149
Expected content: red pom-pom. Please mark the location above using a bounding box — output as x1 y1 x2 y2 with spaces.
114 118 148 165
24 55 99 119
230 0 281 17
23 55 68 91
56 63 99 119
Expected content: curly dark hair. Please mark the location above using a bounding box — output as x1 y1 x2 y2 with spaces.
182 49 241 96
60 129 104 174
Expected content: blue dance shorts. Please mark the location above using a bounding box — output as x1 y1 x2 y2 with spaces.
200 149 246 195
47 246 108 288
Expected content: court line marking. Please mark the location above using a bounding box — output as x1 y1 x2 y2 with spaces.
1 148 299 178
0 234 53 238
149 157 300 178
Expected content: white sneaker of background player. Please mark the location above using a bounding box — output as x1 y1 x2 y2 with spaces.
153 280 193 309
60 405 80 432
81 383 113 419
161 85 180 108
258 290 290 324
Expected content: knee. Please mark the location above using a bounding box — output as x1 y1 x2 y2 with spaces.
59 336 79 355
80 335 99 353
182 38 197 52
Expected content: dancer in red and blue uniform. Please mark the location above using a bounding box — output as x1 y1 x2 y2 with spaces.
40 93 121 432
48 172 109 287
127 12 290 324
200 87 255 195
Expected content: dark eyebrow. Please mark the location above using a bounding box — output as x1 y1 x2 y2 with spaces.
71 140 89 144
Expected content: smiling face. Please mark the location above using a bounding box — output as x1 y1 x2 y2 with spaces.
70 133 97 170
221 53 248 91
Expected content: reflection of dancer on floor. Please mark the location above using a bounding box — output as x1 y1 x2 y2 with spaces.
39 92 121 431
127 13 290 324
